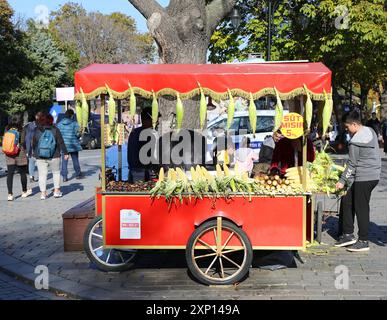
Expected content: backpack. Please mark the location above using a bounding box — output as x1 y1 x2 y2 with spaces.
37 129 56 159
2 129 20 156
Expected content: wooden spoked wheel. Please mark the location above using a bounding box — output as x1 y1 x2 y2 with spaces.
186 218 253 285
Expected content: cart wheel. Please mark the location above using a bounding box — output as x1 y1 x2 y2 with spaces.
83 216 137 272
315 201 323 244
186 219 253 285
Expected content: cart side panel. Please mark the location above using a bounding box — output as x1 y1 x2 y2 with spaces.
103 195 305 249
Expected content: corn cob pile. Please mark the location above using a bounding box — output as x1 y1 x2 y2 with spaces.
149 165 308 203
254 173 304 195
284 166 316 192
308 149 345 196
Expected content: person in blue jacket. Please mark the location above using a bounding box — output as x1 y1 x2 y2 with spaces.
57 109 83 181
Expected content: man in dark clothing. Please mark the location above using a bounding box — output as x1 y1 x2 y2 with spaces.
335 111 381 252
127 108 159 182
366 112 381 136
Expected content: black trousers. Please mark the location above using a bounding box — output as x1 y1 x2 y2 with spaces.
7 165 28 194
339 180 379 241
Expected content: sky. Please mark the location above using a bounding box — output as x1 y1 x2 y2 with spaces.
8 0 170 33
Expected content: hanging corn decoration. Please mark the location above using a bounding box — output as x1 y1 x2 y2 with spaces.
273 87 284 132
226 89 235 130
198 83 207 130
75 100 82 128
152 90 159 130
106 85 116 126
176 92 184 131
80 88 89 130
304 84 313 131
248 92 257 136
129 82 136 120
322 88 333 136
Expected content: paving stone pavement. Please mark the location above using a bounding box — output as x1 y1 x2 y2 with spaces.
0 149 387 300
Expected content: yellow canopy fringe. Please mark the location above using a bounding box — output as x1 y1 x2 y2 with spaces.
74 86 330 102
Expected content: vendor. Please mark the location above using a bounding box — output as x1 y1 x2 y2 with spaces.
127 108 160 182
269 134 315 176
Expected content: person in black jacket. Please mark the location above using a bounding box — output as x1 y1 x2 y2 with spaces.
32 113 69 200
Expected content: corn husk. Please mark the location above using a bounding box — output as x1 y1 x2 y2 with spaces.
106 85 116 126
304 84 313 131
322 89 333 136
75 100 82 128
249 92 257 135
199 84 207 130
273 87 283 132
129 83 136 119
80 88 89 129
226 89 235 130
176 92 184 131
152 90 159 130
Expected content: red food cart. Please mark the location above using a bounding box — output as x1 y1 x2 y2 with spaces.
75 62 331 285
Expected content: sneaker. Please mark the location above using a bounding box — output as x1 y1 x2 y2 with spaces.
40 193 47 200
21 189 33 198
29 176 34 183
334 234 356 247
63 177 68 182
347 240 369 252
54 192 63 198
75 173 84 180
7 194 14 201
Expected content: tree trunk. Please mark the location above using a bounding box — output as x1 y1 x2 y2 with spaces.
128 0 237 129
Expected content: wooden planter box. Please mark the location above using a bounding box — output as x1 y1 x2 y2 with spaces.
62 197 96 252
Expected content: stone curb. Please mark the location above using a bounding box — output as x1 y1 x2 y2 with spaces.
0 250 97 300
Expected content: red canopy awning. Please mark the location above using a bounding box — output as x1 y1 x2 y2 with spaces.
74 62 331 101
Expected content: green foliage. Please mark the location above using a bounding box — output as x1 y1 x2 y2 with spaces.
209 0 387 109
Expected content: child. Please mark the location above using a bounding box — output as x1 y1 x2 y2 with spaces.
234 137 258 175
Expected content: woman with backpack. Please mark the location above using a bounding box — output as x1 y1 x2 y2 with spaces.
32 113 69 200
3 115 32 201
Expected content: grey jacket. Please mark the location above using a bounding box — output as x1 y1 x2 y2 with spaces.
339 126 381 186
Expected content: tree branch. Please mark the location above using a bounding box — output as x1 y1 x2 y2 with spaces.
128 0 165 20
206 0 237 35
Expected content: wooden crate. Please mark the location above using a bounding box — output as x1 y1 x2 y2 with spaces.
62 197 95 252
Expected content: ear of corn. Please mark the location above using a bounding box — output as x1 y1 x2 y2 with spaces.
75 100 82 128
199 85 207 130
304 84 313 131
190 167 197 181
273 87 284 132
152 90 159 130
322 89 333 136
249 92 257 135
106 85 116 126
223 164 230 176
129 83 136 119
158 167 164 182
216 164 223 177
80 88 89 129
226 89 235 130
176 92 184 131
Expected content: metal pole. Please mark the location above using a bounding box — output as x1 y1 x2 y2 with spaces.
100 95 106 191
117 100 122 181
267 0 272 61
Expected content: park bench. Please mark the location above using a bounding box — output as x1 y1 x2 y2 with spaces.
62 197 96 251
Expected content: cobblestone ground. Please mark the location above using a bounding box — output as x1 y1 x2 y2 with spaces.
0 149 387 300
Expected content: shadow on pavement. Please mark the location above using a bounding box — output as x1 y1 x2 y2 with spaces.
324 215 387 247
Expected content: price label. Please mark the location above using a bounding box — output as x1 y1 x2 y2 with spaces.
280 112 304 139
120 210 141 239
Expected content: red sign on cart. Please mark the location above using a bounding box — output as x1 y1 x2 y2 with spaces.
120 210 141 239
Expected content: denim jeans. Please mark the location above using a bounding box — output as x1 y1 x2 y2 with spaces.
28 157 37 179
61 152 81 179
